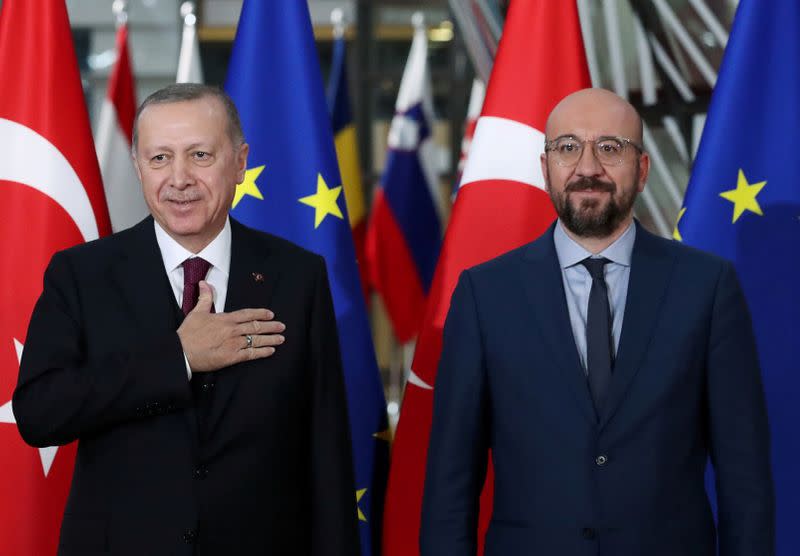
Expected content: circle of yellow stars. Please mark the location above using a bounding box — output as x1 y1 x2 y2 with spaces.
231 165 390 528
232 168 346 232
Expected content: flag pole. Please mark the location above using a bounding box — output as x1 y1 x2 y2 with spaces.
331 7 346 39
177 1 202 84
112 0 128 29
180 1 198 31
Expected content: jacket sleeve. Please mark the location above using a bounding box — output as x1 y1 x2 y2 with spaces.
13 250 192 448
707 261 775 556
307 256 361 556
420 270 489 556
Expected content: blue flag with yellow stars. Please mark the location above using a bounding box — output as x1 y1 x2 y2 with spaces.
676 1 799 553
224 2 389 554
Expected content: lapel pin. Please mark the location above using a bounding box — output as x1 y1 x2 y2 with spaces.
251 272 265 283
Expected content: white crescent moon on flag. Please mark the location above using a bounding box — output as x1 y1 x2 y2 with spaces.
0 117 99 242
460 116 547 192
407 368 433 390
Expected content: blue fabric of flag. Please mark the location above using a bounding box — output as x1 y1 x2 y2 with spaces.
327 36 351 137
678 2 800 553
224 2 388 554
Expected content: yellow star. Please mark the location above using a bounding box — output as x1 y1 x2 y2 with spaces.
299 174 344 228
673 207 686 242
373 428 392 443
233 165 265 209
356 488 368 522
719 169 766 223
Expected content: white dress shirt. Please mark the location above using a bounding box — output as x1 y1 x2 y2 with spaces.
153 218 232 377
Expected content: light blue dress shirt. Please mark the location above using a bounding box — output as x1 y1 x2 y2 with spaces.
552 220 636 374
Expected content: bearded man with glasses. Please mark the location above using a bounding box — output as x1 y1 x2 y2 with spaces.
421 88 774 556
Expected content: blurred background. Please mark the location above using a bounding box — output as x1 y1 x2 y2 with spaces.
40 0 741 428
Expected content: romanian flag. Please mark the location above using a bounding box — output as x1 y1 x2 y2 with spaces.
327 34 369 301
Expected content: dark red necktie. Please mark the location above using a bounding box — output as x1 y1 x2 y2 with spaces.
181 257 212 315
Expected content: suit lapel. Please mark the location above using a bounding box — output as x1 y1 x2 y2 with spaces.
520 227 597 424
599 224 675 429
204 220 281 437
108 217 200 450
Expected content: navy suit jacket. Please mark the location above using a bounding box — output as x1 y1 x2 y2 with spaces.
421 222 774 556
14 217 359 556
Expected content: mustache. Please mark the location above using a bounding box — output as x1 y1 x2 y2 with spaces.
161 191 202 202
566 177 615 193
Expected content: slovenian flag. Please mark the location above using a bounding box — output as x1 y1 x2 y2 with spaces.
366 15 443 344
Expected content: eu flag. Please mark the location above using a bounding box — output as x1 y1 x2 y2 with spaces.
225 2 389 554
677 1 800 553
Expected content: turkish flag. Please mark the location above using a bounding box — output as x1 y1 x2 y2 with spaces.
382 2 591 555
96 23 148 232
0 1 112 554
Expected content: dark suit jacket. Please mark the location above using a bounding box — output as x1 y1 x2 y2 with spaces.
420 222 774 556
14 217 360 556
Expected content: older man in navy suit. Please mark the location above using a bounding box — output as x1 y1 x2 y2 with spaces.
421 88 774 556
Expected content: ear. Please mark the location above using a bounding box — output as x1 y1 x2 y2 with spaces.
235 142 250 184
540 152 551 191
132 151 143 183
636 151 650 193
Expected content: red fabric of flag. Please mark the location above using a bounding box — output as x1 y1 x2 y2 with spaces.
96 23 147 232
382 2 591 555
0 1 112 554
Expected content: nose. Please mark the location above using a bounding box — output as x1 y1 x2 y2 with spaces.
574 141 604 178
170 157 195 190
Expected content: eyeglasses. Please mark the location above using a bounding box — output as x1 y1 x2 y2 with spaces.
544 135 644 167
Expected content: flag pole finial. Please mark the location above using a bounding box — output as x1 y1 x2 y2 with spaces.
411 11 425 31
180 1 198 26
331 8 346 39
112 0 128 28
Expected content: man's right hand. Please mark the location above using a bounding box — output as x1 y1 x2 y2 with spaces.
177 281 286 373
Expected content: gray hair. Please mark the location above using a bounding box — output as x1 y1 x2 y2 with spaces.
131 83 244 153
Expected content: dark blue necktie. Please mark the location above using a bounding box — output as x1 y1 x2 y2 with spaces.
581 257 613 414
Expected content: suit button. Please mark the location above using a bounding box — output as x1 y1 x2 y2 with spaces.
193 467 208 480
595 455 607 466
200 382 215 392
582 527 596 540
182 529 197 544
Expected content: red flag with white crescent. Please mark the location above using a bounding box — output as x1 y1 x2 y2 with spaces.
382 2 591 555
95 22 147 232
0 1 112 553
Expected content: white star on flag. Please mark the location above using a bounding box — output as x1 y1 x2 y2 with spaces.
0 338 59 476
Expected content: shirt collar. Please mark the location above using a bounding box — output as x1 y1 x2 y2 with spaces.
553 219 636 269
153 217 232 276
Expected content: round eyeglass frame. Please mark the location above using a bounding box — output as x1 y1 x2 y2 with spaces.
544 135 644 167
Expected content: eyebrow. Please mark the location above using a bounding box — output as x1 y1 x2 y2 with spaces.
551 134 579 142
146 142 212 153
548 134 633 143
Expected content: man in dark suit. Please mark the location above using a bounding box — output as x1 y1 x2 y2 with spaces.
13 84 359 555
420 88 774 556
